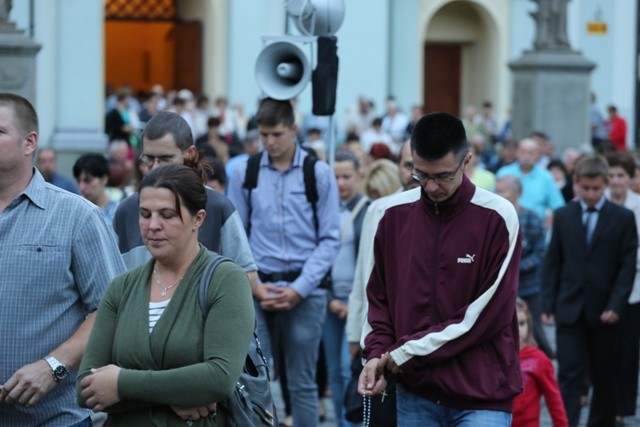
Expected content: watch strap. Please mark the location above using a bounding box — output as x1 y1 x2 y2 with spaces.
44 355 68 382
44 355 62 371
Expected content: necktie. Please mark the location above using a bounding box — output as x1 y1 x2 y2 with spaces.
583 207 597 245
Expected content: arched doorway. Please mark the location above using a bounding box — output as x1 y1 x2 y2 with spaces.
104 0 202 95
422 1 502 118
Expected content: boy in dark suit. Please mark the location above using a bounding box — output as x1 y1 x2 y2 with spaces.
541 154 638 427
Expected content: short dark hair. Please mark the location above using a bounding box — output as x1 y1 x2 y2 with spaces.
530 131 549 141
334 150 360 171
606 151 637 178
410 112 468 161
255 98 295 128
139 151 209 220
143 111 194 151
574 154 609 181
207 116 221 128
0 92 39 135
72 153 110 179
204 157 227 186
547 159 568 177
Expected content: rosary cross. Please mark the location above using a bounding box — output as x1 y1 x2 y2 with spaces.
381 389 388 402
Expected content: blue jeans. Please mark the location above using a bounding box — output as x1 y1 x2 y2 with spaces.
323 305 360 427
396 384 512 427
264 293 327 427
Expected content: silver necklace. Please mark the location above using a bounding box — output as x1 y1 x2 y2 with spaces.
153 269 183 296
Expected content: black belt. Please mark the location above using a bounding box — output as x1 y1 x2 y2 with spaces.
258 270 331 289
258 271 302 283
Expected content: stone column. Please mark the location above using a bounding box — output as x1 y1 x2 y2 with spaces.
509 0 595 154
0 1 41 103
45 0 108 175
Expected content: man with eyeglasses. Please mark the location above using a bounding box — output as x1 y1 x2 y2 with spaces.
358 112 522 426
113 112 257 286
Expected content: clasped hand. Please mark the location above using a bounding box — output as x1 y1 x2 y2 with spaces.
542 310 620 326
255 283 301 311
171 402 217 422
357 352 401 396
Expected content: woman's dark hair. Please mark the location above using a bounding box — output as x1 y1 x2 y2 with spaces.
72 153 110 179
139 151 210 220
547 159 569 177
410 112 468 161
606 151 637 178
204 157 227 187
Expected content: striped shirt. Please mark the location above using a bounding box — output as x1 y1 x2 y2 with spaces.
227 146 340 298
0 169 125 426
149 299 171 333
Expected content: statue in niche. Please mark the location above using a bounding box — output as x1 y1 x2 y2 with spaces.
530 0 570 50
0 0 12 23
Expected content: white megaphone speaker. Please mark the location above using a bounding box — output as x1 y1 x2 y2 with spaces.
286 0 345 36
255 41 312 101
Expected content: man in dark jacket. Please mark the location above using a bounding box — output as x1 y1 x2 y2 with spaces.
542 154 637 427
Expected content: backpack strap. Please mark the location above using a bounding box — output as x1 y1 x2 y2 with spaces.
242 152 263 237
303 154 319 240
198 252 232 319
243 150 320 241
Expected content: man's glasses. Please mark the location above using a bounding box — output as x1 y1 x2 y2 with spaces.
139 153 180 168
411 153 467 185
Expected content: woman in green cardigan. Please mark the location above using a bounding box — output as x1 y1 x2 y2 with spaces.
77 153 255 426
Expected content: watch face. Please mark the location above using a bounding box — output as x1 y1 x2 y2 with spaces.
53 365 68 381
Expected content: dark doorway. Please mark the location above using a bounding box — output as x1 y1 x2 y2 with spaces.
424 44 461 116
105 0 202 94
172 21 202 93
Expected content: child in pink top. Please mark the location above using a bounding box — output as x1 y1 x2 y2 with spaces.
513 298 569 427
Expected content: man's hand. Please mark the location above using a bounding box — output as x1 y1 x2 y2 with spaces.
380 352 402 374
253 282 280 302
171 402 217 422
0 360 57 407
357 357 387 396
79 365 121 412
328 299 348 319
600 310 620 324
259 285 302 311
541 313 555 326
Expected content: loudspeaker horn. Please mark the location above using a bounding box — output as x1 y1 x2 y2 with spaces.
286 0 345 36
255 41 312 101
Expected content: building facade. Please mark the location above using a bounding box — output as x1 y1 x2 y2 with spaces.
8 0 638 173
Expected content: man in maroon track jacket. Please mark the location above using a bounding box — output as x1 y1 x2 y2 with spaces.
358 112 522 426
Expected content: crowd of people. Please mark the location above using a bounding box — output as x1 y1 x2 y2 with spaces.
1 86 639 427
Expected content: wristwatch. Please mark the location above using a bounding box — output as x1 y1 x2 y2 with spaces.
44 355 69 382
